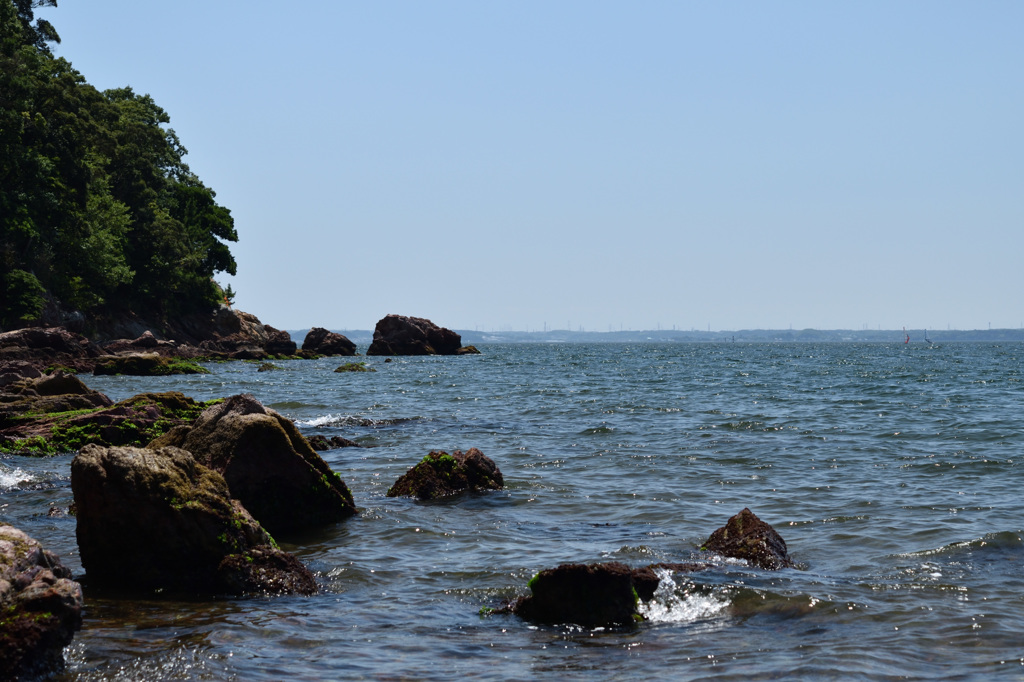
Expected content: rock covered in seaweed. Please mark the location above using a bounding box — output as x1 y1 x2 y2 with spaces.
302 327 357 356
71 444 316 595
0 525 84 681
702 507 793 569
148 393 357 536
386 448 503 500
366 314 466 356
92 353 209 376
1 387 212 456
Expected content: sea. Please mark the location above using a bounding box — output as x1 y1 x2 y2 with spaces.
2 342 1023 681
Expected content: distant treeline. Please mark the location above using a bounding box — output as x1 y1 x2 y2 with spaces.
0 1 237 331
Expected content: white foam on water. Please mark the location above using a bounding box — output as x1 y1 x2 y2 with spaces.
638 569 730 624
0 465 33 491
296 414 343 428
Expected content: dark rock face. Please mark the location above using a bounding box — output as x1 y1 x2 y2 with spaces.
512 562 639 628
302 327 357 356
366 315 464 356
263 326 297 356
703 508 793 569
307 435 363 451
0 327 99 373
71 444 316 595
0 525 84 680
386 448 503 500
149 394 357 536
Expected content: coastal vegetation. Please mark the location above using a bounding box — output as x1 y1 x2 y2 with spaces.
0 1 237 332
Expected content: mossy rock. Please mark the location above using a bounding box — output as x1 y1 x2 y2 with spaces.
386 448 503 500
334 362 375 373
93 354 209 376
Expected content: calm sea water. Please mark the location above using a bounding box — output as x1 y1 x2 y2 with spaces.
2 342 1023 681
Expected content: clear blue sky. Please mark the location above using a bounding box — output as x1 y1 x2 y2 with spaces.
42 1 1023 332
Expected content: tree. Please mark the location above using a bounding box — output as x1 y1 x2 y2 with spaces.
0 0 239 331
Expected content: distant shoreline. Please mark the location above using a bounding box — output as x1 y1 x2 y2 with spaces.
287 328 1024 345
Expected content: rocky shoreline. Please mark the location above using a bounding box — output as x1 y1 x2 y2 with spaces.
0 310 794 679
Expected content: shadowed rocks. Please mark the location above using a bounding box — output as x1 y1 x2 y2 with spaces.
507 509 793 628
71 444 316 596
149 393 357 536
302 327 357 357
366 314 467 356
0 525 84 680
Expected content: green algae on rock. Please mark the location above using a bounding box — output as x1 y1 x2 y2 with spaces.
386 448 503 500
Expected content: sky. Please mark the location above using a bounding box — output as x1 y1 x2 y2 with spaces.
40 1 1023 332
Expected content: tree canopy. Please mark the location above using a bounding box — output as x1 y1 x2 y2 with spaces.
0 0 237 332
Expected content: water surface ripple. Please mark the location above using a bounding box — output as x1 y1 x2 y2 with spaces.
2 342 1022 680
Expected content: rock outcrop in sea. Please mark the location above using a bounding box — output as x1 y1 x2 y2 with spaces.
149 394 357 536
302 327 357 356
0 525 84 680
702 507 793 569
387 448 504 500
71 444 317 595
507 510 792 627
366 314 479 356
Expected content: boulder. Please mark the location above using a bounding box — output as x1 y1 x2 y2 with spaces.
386 448 503 500
148 394 357 536
702 508 793 569
0 525 84 680
302 327 357 356
264 326 297 356
366 314 465 356
512 562 640 628
71 444 316 595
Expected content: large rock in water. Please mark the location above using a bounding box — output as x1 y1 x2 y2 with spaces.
71 444 316 595
702 508 793 569
512 562 641 628
149 394 357 536
386 448 503 500
366 314 465 356
0 525 84 680
302 327 357 356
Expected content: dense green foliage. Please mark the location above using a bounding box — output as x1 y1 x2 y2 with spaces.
0 1 237 331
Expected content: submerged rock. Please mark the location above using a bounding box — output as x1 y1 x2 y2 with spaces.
366 314 466 356
702 507 793 569
334 362 374 373
0 525 84 681
386 448 503 500
307 435 363 451
71 444 316 595
148 393 357 536
302 327 357 357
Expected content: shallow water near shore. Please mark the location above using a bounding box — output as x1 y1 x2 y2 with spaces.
3 342 1024 680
